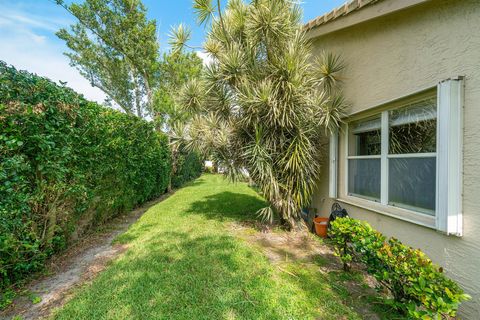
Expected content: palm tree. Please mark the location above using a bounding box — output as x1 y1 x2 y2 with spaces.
170 0 346 229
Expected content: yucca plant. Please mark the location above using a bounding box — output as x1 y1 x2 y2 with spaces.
170 0 346 229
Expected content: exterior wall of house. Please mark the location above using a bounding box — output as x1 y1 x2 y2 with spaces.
309 0 480 317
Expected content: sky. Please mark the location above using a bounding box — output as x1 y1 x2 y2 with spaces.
0 0 346 104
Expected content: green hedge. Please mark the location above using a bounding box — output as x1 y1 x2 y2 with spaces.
171 150 203 189
0 62 171 298
329 217 470 319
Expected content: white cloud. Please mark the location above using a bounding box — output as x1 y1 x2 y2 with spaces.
0 36 107 104
0 2 107 104
4 13 59 31
196 50 214 66
30 33 47 44
0 6 70 32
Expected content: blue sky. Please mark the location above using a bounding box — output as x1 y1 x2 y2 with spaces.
0 0 345 103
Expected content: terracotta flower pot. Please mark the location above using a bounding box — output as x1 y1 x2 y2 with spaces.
313 217 329 238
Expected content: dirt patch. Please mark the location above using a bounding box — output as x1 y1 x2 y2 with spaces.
0 194 170 320
231 221 386 320
231 221 338 266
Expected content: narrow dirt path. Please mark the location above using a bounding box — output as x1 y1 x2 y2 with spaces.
0 194 170 320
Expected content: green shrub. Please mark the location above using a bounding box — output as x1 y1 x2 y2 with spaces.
171 149 203 189
0 61 171 300
329 217 470 319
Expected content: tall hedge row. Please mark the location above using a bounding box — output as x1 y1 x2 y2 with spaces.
172 150 203 189
0 62 171 292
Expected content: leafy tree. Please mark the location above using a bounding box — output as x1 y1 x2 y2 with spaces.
152 51 204 190
153 52 203 130
171 0 346 228
56 0 159 118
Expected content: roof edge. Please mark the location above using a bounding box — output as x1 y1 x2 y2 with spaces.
304 0 383 32
305 0 432 39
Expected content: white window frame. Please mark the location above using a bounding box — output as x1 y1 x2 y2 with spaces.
436 78 464 236
345 115 382 202
346 105 437 211
331 78 464 236
329 131 338 199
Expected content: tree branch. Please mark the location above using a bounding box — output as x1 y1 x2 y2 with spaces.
54 0 151 96
216 0 231 44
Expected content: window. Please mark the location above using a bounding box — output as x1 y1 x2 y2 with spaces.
347 116 381 201
329 78 464 235
347 98 437 215
388 99 437 215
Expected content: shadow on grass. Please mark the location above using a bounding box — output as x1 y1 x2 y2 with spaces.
117 191 267 244
53 175 397 319
185 191 267 222
54 230 310 319
181 178 207 187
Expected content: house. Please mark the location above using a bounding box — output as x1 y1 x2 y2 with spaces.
306 0 480 318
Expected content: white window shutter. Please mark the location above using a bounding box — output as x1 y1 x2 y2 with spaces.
329 130 339 199
436 77 464 236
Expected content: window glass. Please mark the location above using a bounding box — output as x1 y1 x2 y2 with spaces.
349 116 381 156
389 98 437 154
348 159 381 201
388 157 436 215
347 94 438 217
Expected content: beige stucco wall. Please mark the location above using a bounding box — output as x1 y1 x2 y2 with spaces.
310 0 480 318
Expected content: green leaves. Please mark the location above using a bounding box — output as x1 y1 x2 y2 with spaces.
171 150 203 188
56 0 159 118
177 78 207 114
168 24 192 55
314 51 345 94
318 94 348 134
193 0 215 26
153 51 203 130
0 62 172 305
329 217 470 318
173 0 346 228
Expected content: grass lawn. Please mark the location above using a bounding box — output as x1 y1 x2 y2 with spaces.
51 174 392 320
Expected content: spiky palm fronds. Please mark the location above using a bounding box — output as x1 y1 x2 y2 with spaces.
319 94 348 134
314 51 345 94
174 0 346 229
176 78 206 113
204 37 223 57
193 0 215 26
168 24 192 54
257 206 275 224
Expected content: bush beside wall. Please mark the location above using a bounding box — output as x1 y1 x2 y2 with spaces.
329 217 470 319
0 62 171 296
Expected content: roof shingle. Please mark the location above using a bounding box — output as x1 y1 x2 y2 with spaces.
304 0 384 31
